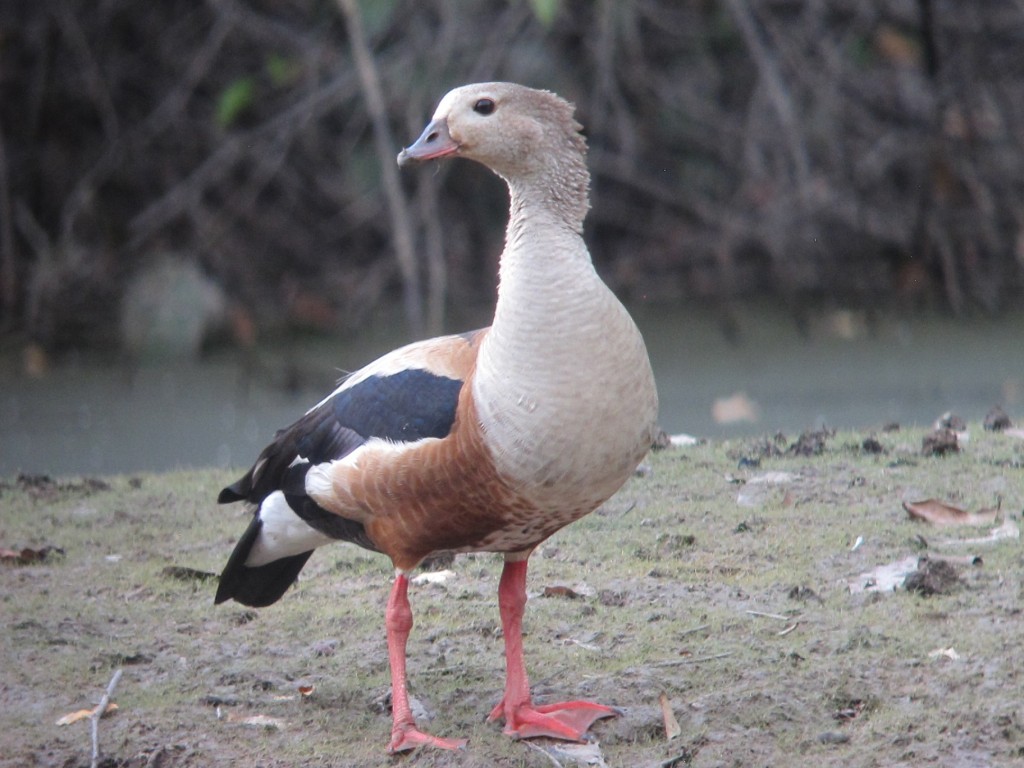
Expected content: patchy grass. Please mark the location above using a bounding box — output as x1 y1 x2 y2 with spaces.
1 426 1023 767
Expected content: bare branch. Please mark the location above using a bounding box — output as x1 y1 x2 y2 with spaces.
0 122 14 328
53 0 119 141
724 0 812 197
336 0 424 336
127 71 357 250
90 668 123 768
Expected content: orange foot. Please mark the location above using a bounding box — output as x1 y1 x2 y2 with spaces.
488 699 618 741
387 723 468 753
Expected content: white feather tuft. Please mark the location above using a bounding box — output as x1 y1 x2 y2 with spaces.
246 491 333 567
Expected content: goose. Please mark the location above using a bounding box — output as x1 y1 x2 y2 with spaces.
215 82 659 753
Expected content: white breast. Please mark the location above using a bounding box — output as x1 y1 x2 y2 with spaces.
473 234 658 512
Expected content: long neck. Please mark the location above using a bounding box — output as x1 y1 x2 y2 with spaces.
490 155 595 329
472 156 657 506
490 196 598 348
503 148 590 236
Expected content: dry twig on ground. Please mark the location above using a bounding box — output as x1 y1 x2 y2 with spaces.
90 667 123 768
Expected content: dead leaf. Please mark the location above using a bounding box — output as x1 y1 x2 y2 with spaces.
161 565 217 582
651 429 672 450
298 684 315 697
224 712 287 730
542 585 582 600
983 406 1012 431
935 411 966 430
747 471 796 485
861 436 884 454
712 392 760 424
833 699 865 722
659 693 681 740
597 589 627 607
56 702 118 725
309 638 339 657
1 544 63 565
874 25 922 68
903 499 999 527
525 741 609 767
372 690 432 721
927 554 983 566
55 710 90 726
789 428 833 456
23 342 49 378
848 555 920 593
937 518 1020 548
922 429 959 456
904 559 961 596
736 471 795 508
928 647 961 661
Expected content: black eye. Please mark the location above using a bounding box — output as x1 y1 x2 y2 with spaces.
473 98 495 116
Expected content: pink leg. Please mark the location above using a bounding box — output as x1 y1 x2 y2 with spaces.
487 558 617 741
385 573 467 753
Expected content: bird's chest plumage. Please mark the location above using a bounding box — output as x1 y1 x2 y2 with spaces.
344 392 578 567
471 282 658 520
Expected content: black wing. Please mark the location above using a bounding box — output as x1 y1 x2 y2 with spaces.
215 367 465 607
219 367 465 506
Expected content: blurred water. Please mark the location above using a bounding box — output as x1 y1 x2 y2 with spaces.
2 305 1021 477
639 304 1022 440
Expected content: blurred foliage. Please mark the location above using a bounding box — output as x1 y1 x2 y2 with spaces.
216 77 257 129
529 0 562 28
1 0 1023 351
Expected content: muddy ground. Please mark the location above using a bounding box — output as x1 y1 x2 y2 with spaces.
2 424 1022 767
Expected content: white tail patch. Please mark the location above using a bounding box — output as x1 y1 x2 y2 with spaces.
246 491 334 567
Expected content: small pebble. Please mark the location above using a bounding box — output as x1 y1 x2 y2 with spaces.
818 730 850 745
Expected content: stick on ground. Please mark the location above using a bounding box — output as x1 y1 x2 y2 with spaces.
90 667 123 768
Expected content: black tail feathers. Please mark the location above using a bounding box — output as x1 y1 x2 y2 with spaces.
214 515 313 608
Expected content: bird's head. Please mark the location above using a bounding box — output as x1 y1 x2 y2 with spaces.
397 82 586 182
